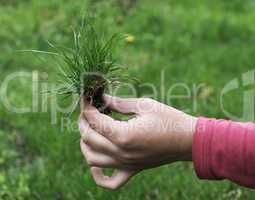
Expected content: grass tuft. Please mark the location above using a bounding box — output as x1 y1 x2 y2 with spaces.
24 21 136 113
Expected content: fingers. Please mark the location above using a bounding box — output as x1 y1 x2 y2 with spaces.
80 140 122 168
83 103 129 143
79 114 119 155
81 95 156 148
91 167 136 190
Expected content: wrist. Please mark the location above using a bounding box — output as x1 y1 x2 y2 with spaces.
182 116 198 161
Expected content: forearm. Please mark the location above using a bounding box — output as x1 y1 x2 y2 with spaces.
193 117 255 189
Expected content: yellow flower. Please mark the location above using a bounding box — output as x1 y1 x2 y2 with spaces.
125 34 135 44
199 86 214 100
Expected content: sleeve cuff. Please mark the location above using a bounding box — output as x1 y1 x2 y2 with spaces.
192 117 220 180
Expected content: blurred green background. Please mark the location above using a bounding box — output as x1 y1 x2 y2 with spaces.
1 0 255 199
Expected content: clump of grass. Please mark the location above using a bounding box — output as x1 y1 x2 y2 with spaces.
26 22 135 114
55 24 131 113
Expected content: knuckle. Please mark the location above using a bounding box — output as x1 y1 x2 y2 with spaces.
117 135 133 148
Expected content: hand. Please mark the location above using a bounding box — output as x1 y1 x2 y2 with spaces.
79 95 197 190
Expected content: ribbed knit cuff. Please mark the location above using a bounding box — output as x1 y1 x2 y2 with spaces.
192 117 218 179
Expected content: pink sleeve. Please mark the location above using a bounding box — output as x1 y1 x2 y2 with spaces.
193 117 255 189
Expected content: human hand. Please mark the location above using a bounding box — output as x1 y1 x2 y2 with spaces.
79 95 197 190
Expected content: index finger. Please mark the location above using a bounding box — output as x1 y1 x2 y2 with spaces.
83 103 129 144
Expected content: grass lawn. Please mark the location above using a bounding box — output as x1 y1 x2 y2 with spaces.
1 0 255 199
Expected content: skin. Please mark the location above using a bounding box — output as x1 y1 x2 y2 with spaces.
79 95 198 190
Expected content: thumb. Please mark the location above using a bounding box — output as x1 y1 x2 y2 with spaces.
103 95 140 115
